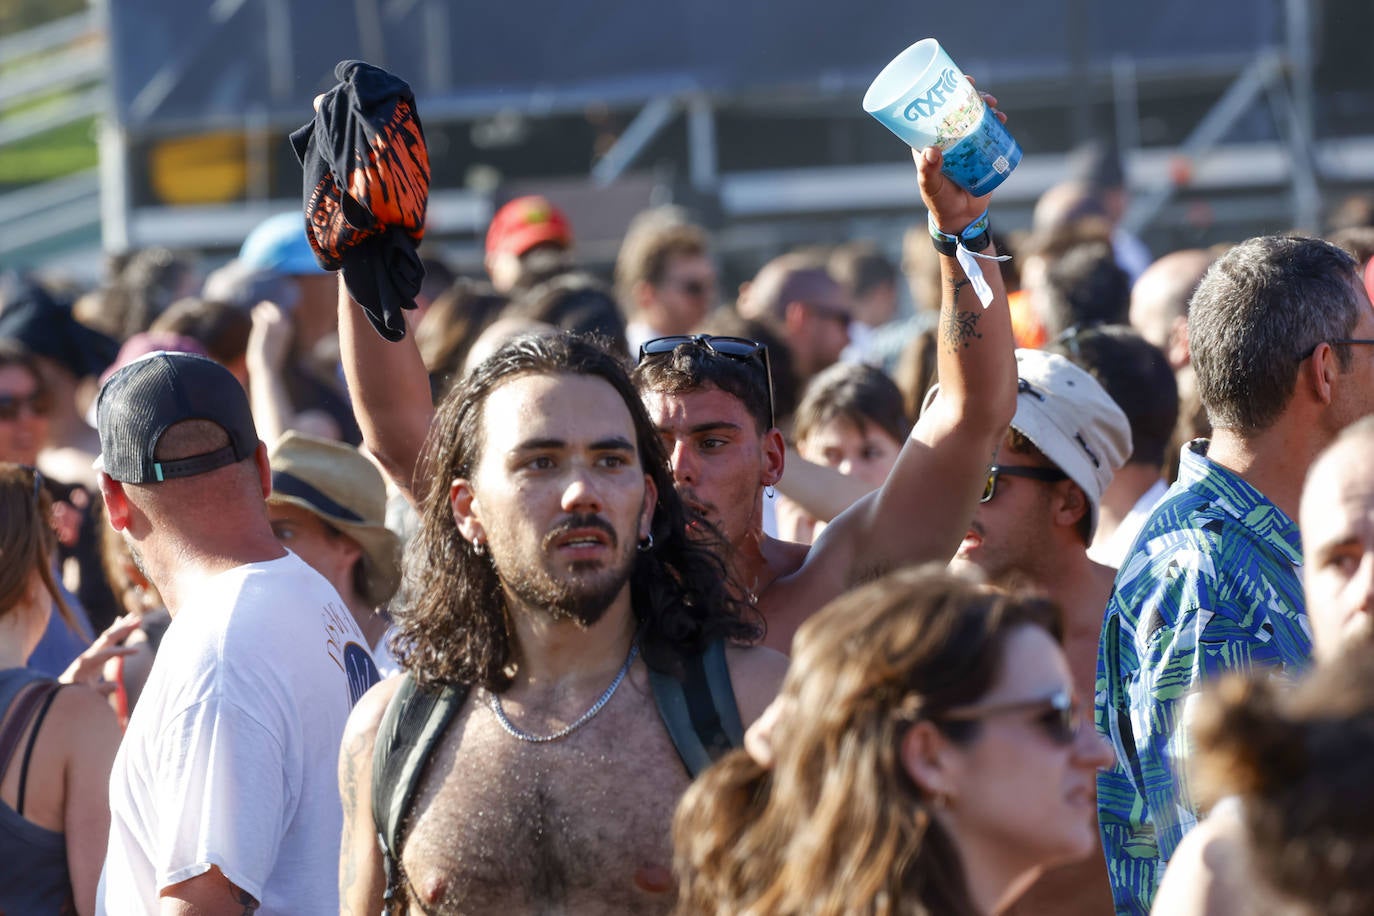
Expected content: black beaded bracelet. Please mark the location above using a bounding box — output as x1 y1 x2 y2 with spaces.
931 226 991 257
929 210 992 257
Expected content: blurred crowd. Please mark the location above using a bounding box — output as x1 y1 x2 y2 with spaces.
3 111 1374 916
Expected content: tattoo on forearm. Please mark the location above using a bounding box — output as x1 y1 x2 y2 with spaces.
340 731 365 904
941 309 983 351
948 275 972 299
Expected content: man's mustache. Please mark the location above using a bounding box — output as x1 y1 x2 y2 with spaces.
542 513 619 550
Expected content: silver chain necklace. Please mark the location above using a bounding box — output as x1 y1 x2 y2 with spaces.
488 640 640 743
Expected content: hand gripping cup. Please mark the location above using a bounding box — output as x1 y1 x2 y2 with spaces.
863 39 1022 196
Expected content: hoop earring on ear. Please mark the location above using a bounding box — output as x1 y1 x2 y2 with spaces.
472 539 486 556
765 485 776 500
638 532 655 552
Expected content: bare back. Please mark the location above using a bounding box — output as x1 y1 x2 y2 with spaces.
398 664 690 915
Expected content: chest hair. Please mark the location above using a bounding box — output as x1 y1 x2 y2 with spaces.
399 673 691 915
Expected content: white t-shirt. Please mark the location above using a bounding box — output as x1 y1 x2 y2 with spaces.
97 552 379 914
371 624 400 679
1089 477 1171 569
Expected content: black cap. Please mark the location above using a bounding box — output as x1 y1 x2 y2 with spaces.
0 280 118 379
96 352 259 483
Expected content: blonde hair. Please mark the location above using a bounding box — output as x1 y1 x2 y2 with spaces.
0 463 75 629
672 567 1061 916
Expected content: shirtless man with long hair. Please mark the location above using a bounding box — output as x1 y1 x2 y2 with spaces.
338 334 785 913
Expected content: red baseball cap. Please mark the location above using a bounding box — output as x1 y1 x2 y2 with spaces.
485 195 573 258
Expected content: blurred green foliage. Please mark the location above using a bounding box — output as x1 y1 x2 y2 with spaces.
1 2 99 188
0 117 97 185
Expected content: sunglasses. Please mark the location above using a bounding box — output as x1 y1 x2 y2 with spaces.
940 689 1081 747
0 390 52 422
1050 323 1103 361
638 334 776 430
1297 338 1374 363
670 278 714 300
804 301 852 326
981 464 1069 503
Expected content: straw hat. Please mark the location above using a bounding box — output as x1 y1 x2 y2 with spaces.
266 431 401 607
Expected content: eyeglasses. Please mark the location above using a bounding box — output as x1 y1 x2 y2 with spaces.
0 390 52 422
939 689 1081 747
1297 338 1374 362
981 464 1069 503
638 334 776 430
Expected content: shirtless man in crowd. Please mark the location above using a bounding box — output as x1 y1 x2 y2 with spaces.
338 334 785 913
630 144 1016 649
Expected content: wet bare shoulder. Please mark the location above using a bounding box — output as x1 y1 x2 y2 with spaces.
724 644 787 726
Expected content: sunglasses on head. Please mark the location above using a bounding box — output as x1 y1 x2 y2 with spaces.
0 390 52 422
939 689 1081 747
638 334 776 430
981 464 1069 503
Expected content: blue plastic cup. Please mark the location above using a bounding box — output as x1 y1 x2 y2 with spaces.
863 39 1022 196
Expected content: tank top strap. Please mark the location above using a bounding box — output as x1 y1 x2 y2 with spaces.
0 670 59 786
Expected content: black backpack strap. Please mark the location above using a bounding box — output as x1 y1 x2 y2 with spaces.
649 638 745 777
371 674 468 911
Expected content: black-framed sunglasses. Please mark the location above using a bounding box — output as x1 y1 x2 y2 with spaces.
939 689 1081 747
638 334 776 430
1050 323 1104 361
1297 338 1374 363
0 390 53 422
981 464 1069 503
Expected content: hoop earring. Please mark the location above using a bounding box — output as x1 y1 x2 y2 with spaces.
765 485 776 500
472 539 486 556
638 532 655 552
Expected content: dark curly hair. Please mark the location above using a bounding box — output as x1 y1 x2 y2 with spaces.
395 331 761 690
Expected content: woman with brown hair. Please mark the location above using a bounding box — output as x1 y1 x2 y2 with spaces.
0 463 122 915
673 567 1113 916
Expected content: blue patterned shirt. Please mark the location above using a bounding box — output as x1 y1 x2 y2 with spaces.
1094 440 1309 915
